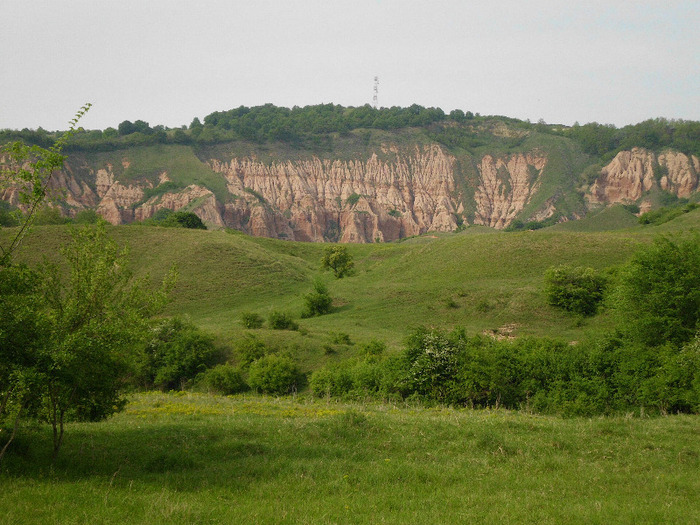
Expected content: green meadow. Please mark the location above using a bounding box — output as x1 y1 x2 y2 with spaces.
2 393 699 524
2 207 699 523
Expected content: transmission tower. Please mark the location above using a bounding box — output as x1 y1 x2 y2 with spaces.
373 76 379 109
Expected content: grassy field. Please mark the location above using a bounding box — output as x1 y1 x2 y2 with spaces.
1 393 699 524
9 207 699 373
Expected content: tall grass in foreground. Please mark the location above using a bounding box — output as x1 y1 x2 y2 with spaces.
1 393 699 524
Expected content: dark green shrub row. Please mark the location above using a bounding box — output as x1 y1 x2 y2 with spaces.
310 328 700 415
639 202 698 226
200 354 302 396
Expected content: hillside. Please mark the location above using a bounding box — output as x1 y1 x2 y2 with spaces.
9 205 699 376
2 106 698 243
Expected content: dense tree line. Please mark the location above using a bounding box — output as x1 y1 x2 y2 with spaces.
557 118 700 159
3 106 698 160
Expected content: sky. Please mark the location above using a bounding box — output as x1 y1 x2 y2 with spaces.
1 0 698 131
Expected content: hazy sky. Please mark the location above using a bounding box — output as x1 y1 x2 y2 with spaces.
1 0 698 131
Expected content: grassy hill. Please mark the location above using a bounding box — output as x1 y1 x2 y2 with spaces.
9 206 699 376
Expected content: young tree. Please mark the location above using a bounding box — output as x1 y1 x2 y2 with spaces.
301 279 333 318
321 246 354 278
613 235 700 347
1 105 91 462
0 103 91 266
39 223 176 455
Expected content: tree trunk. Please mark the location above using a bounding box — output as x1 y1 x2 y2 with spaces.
0 400 24 464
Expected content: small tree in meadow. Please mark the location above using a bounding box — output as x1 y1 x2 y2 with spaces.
301 279 333 318
321 246 354 278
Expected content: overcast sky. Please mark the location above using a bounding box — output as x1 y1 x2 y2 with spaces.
1 0 698 131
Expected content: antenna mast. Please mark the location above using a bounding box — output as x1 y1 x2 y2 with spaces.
373 76 379 109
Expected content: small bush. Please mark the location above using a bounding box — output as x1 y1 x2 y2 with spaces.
234 335 267 368
360 339 385 357
329 332 352 345
201 364 248 394
345 193 361 206
268 311 299 331
0 202 19 227
301 280 333 318
240 311 264 329
544 265 607 316
248 355 301 395
143 209 207 229
138 318 219 391
33 206 68 225
73 209 100 224
171 211 207 230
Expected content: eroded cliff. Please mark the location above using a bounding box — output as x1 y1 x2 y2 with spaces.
7 137 697 241
588 148 699 206
472 153 548 229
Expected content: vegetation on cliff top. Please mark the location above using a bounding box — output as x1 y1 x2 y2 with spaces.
3 103 698 160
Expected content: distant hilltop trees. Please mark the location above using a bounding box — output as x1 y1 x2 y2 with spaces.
1 104 698 159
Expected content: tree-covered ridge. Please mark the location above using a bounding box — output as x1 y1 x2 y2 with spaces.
2 104 698 158
556 118 700 159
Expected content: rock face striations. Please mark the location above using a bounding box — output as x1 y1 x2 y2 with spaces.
588 148 699 207
209 144 459 242
472 153 548 229
3 138 699 242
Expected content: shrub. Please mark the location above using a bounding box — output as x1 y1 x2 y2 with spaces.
171 211 206 230
138 318 218 391
248 355 301 395
144 209 207 229
73 209 100 224
544 265 607 316
33 206 68 225
359 339 385 357
345 193 361 206
0 202 19 227
234 335 267 368
301 280 333 318
240 311 264 329
201 364 248 395
330 332 353 345
268 311 298 331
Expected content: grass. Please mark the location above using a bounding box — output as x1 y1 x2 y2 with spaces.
5 206 699 373
1 393 699 524
83 145 232 203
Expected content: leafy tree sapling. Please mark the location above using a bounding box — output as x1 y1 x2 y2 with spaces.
321 246 354 278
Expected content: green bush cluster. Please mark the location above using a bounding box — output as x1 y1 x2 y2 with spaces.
310 328 700 415
135 318 219 391
240 311 264 329
247 354 302 395
267 311 299 331
638 202 697 226
139 209 207 230
200 364 248 395
544 265 608 316
301 280 333 318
